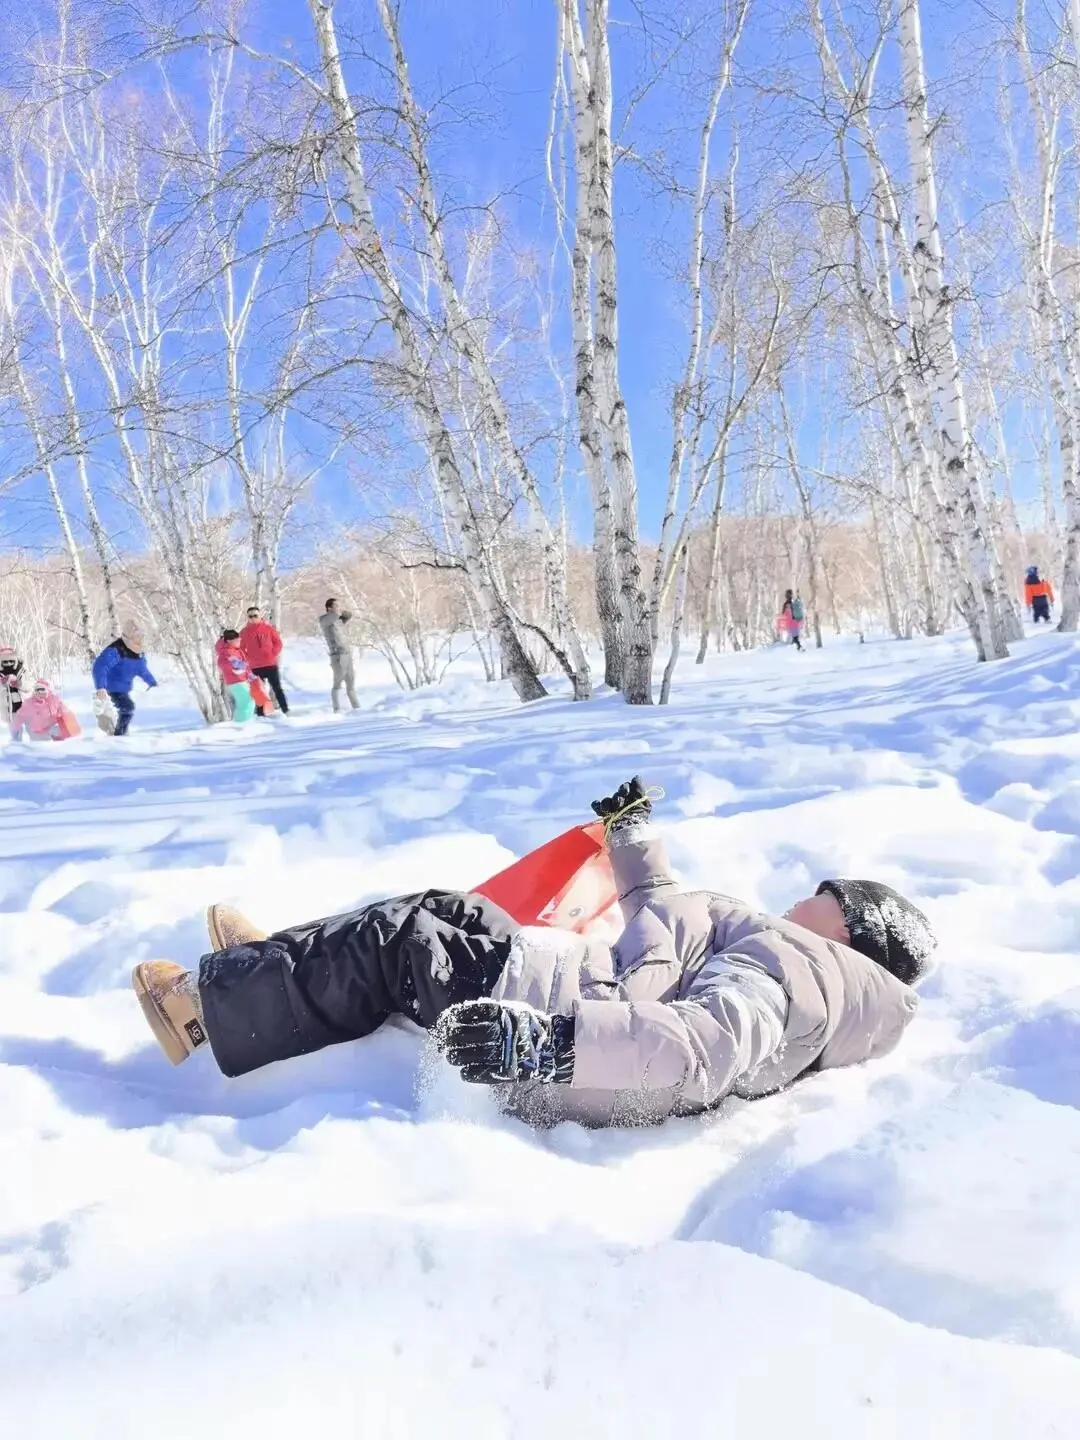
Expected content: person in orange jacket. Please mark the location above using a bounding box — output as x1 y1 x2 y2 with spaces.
1024 566 1055 624
240 605 289 714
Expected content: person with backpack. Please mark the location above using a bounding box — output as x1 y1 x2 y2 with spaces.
215 631 257 723
130 777 937 1131
240 605 289 715
0 646 25 723
780 589 804 650
92 624 158 736
1024 566 1054 624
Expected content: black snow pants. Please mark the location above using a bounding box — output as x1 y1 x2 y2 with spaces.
198 889 517 1077
1032 594 1051 623
253 664 289 714
109 691 135 736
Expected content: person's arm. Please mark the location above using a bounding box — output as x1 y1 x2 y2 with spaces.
270 625 283 661
440 947 788 1106
591 776 679 922
571 955 788 1105
607 827 679 923
92 647 114 693
139 657 157 688
10 705 25 737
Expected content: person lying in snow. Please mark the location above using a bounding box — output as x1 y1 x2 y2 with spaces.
132 778 937 1128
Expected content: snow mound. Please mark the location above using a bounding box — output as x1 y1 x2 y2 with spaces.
3 628 1080 1434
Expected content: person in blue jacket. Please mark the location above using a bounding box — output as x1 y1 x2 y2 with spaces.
92 622 157 736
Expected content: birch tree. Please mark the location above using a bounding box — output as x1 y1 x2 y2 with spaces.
809 0 1011 660
558 0 654 703
375 0 591 699
650 2 751 634
305 0 547 702
897 0 1010 660
1010 0 1080 630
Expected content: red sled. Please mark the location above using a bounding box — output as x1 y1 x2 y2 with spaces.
249 676 275 713
476 822 619 935
55 705 82 740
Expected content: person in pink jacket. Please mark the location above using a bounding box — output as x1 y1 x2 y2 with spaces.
10 680 78 742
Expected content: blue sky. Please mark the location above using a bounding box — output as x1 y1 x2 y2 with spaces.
0 0 1050 560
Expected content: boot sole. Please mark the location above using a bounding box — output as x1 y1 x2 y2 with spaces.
206 905 226 952
132 965 194 1066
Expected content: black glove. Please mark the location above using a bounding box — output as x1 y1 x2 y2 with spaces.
591 775 652 834
438 1000 575 1085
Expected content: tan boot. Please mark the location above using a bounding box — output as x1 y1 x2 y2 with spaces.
132 961 209 1066
206 903 268 952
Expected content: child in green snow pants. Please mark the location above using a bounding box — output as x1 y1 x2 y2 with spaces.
226 682 256 722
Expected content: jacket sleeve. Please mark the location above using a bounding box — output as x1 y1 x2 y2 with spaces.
91 647 115 690
139 657 157 687
607 824 680 923
570 959 786 1107
270 625 283 660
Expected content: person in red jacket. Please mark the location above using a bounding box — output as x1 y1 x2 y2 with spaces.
239 605 289 714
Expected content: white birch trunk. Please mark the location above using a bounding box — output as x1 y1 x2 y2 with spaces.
651 3 750 634
777 381 823 649
307 0 546 702
562 0 653 702
813 1 1001 656
659 543 690 705
1015 1 1080 629
898 0 1008 659
695 435 732 662
565 39 621 687
10 361 95 665
376 0 590 699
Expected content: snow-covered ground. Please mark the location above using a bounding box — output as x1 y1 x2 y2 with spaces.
3 631 1080 1437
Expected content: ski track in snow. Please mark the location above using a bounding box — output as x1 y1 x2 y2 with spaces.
3 631 1080 1436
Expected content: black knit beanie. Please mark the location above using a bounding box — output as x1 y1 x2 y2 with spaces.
815 879 937 986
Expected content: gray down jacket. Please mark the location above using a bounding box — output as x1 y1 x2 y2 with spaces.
318 610 352 657
491 826 919 1127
